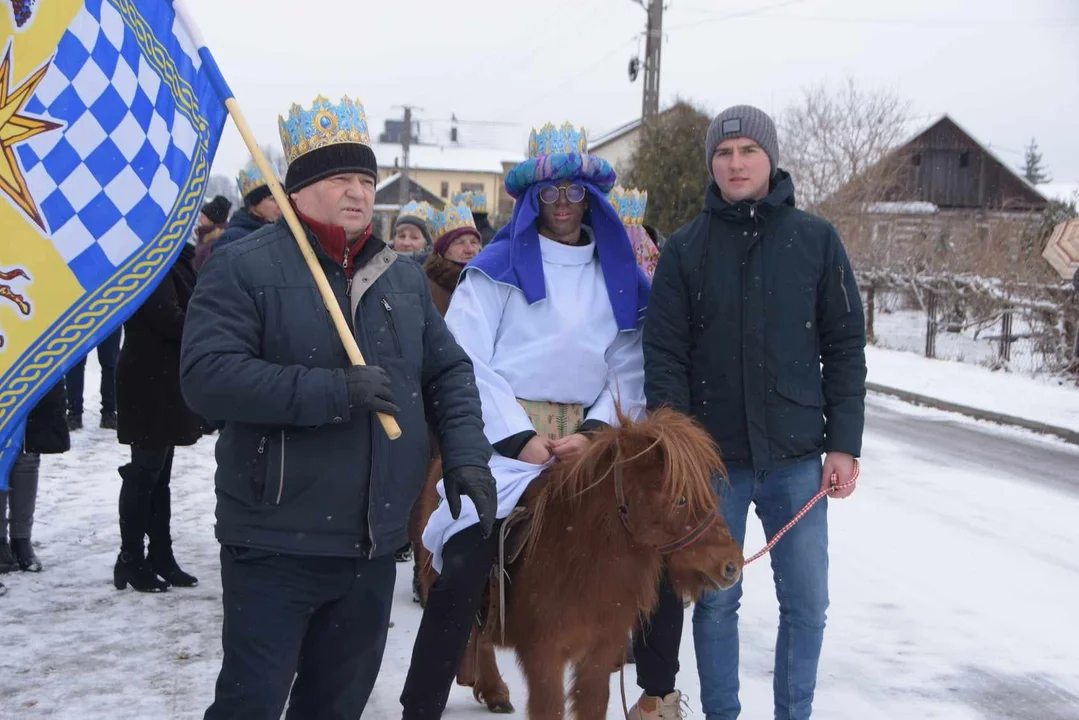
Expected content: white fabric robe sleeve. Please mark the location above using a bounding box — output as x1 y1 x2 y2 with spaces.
586 327 646 427
444 271 535 445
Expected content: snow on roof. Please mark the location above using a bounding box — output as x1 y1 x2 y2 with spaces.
866 201 939 214
371 143 523 174
1037 182 1079 204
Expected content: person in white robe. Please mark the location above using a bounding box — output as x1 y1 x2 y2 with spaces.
399 122 651 718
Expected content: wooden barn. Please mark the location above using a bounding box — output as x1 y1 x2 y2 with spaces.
885 115 1047 211
833 115 1051 277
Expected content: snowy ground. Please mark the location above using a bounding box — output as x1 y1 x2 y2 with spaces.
866 345 1079 433
3 357 1079 719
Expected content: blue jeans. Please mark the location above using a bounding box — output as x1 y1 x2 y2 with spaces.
693 456 829 720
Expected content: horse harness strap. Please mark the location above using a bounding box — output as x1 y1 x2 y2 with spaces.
612 459 720 556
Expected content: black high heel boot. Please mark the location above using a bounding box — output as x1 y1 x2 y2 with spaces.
146 450 196 587
116 463 167 593
11 538 41 572
113 551 168 592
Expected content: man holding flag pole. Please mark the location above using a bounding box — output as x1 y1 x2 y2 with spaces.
3 0 496 714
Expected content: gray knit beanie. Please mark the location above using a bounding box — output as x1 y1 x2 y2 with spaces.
705 105 779 177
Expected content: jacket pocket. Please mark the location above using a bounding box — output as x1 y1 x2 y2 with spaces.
775 373 823 408
263 430 286 506
380 297 403 356
248 434 270 502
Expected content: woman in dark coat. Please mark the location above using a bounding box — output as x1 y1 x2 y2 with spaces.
114 243 203 593
0 380 70 589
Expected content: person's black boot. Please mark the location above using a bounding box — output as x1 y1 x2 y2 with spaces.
395 541 413 563
116 463 166 592
11 538 41 572
0 580 7 596
146 452 196 587
66 413 83 431
113 551 168 592
99 411 117 430
0 542 16 573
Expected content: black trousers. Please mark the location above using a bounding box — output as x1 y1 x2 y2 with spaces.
204 547 396 720
633 572 684 698
400 523 500 718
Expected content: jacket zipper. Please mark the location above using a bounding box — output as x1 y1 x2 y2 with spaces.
381 297 402 355
276 430 285 505
838 265 852 313
343 249 352 295
256 436 267 502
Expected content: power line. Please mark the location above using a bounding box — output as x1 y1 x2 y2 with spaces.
664 0 811 32
763 14 1078 27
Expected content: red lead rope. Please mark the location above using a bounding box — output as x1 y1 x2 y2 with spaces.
743 459 860 566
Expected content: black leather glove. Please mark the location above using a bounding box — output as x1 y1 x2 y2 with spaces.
443 465 497 539
344 365 400 415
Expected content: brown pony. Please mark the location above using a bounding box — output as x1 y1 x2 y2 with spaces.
416 407 744 718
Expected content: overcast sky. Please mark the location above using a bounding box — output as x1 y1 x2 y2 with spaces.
187 0 1079 185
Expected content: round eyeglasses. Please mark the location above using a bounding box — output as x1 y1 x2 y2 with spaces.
539 184 586 205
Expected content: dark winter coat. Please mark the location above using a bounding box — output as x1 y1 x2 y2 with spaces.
422 252 464 317
644 171 866 471
24 381 70 454
213 208 270 254
116 244 205 449
179 219 491 559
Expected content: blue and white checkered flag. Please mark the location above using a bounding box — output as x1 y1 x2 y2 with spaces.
0 0 233 489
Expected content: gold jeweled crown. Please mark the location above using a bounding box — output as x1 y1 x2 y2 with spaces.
278 94 371 165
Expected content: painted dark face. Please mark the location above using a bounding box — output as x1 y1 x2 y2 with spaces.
536 182 587 243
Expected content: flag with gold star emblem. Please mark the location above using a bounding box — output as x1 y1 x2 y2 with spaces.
0 0 231 488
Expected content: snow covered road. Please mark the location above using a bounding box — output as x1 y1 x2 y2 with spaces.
2 369 1078 719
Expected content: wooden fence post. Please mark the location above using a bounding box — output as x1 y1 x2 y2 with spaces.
925 290 937 359
999 309 1013 363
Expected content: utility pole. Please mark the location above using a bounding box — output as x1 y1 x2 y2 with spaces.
641 0 663 124
398 105 413 207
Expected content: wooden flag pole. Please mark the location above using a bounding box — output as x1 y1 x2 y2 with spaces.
224 99 402 440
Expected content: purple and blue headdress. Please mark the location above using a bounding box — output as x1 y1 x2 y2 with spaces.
467 122 648 331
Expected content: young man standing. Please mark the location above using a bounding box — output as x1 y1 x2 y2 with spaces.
634 105 867 720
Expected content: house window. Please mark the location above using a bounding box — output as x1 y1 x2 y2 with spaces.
440 181 449 198
911 153 921 167
959 152 970 168
460 182 484 193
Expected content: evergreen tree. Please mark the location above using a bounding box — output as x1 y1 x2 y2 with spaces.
1022 137 1051 185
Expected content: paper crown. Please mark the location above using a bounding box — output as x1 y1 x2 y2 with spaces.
278 94 371 165
505 121 616 199
397 200 436 230
431 202 478 241
235 160 276 199
451 190 488 214
527 122 588 158
608 186 648 226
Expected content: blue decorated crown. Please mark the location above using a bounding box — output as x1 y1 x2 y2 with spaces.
527 122 588 157
431 202 478 241
451 191 488 214
506 122 616 199
278 94 372 165
236 160 277 199
397 200 436 230
607 186 648 226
